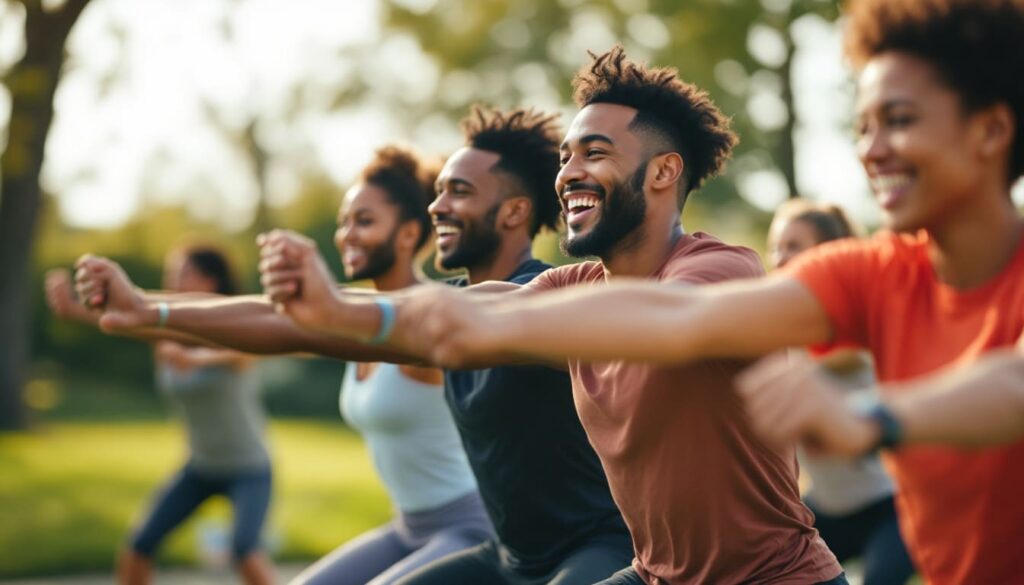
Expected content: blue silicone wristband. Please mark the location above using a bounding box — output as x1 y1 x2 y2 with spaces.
368 297 396 344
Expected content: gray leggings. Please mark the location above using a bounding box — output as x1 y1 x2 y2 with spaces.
291 492 493 585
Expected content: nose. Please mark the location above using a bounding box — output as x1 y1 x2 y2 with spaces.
555 153 586 197
428 189 450 219
857 125 891 169
334 222 353 250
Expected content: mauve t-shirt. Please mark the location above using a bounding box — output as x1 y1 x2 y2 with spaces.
526 232 841 585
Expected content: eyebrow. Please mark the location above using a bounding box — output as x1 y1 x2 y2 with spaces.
436 177 474 191
560 133 615 151
857 98 916 117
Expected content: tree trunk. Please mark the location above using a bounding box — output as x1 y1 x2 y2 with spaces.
779 31 799 199
0 0 90 430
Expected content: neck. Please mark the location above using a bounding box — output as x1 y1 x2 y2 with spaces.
466 233 534 285
372 261 420 292
927 186 1023 289
601 214 684 279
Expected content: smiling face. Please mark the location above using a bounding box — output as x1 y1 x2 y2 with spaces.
334 182 401 281
429 147 506 271
556 103 650 258
856 52 992 233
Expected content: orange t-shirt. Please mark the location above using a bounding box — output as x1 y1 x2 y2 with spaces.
529 233 841 585
785 230 1024 585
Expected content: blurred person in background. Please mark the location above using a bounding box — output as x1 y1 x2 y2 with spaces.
46 244 275 585
768 199 915 585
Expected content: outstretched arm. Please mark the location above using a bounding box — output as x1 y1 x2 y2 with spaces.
423 274 832 367
256 230 536 367
72 255 418 363
738 348 1024 457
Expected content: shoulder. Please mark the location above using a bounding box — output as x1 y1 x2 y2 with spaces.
786 230 923 278
660 232 766 284
529 260 604 290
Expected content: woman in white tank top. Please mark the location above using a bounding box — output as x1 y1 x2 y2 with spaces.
291 147 492 585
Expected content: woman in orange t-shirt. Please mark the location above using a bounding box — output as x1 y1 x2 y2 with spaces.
404 1 1024 583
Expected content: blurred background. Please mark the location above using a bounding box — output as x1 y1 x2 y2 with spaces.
0 0 1015 580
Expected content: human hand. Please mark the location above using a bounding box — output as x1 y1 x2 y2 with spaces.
45 268 95 323
737 353 880 457
73 255 155 332
257 230 340 332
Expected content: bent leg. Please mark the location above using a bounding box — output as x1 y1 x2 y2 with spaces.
395 541 504 585
291 523 412 585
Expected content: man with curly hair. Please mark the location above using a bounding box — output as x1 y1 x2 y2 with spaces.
253 47 845 584
388 1 1024 583
75 107 634 585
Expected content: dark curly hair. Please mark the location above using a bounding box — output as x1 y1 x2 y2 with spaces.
461 106 562 236
844 0 1024 181
360 145 439 250
572 45 737 204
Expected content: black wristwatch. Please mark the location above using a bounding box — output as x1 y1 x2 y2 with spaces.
864 401 904 452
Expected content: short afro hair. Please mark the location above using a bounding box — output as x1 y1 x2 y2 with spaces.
572 45 737 203
844 0 1024 181
461 106 562 236
360 145 439 250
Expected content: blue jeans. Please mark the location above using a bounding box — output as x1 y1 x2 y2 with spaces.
130 463 272 562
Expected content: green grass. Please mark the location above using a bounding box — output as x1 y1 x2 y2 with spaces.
0 420 390 578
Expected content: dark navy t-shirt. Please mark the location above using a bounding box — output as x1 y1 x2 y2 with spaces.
444 259 630 572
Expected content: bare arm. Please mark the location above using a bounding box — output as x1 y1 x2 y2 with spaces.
738 348 1024 457
73 255 419 363
255 230 540 367
426 274 833 366
887 349 1024 448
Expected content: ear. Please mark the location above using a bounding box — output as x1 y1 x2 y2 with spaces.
976 103 1014 160
648 152 685 194
396 220 422 254
499 196 533 231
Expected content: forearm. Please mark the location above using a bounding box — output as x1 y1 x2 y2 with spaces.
486 277 827 364
159 295 416 363
886 350 1024 448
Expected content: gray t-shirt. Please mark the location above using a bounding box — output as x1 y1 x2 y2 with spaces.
157 364 269 473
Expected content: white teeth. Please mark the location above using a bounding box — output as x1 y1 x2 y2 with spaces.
871 174 912 193
566 195 600 211
434 225 461 236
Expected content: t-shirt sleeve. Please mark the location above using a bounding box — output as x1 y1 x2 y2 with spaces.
521 262 598 292
781 238 880 351
662 246 766 285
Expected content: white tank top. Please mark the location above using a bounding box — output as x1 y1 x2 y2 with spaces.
340 363 478 512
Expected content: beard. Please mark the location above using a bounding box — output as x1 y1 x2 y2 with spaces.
347 228 399 281
435 202 502 271
561 160 648 259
